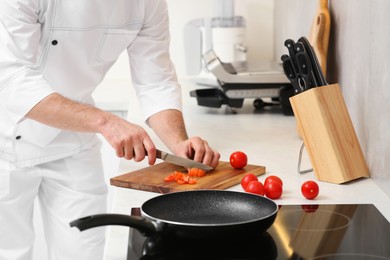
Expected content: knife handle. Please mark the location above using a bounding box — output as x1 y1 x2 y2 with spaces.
155 149 163 160
145 148 163 160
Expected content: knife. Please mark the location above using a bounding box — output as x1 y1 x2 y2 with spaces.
298 36 328 86
156 149 214 171
281 43 312 93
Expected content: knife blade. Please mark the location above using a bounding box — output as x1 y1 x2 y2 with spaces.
156 149 214 171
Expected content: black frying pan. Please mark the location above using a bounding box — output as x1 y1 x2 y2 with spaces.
70 190 278 239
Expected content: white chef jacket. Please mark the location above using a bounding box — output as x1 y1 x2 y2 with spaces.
0 0 182 168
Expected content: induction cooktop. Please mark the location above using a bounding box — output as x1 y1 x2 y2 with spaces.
127 204 390 260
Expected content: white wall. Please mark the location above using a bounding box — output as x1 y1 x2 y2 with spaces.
328 0 390 196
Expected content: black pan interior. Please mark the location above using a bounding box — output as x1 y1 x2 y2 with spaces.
141 190 277 226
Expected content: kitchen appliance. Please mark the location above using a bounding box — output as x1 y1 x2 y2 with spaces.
183 0 247 83
110 161 265 194
126 204 390 259
70 190 278 239
190 49 295 115
185 1 294 114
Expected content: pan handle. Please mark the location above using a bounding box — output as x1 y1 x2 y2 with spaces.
69 214 157 236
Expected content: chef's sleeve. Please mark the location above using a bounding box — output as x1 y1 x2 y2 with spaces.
127 0 183 123
0 1 55 125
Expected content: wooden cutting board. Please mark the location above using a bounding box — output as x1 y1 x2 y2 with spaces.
110 161 266 194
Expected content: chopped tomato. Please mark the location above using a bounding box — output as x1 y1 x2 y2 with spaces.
188 168 206 177
188 168 198 176
164 174 176 182
177 179 186 184
174 171 184 181
182 175 190 183
163 168 205 185
164 171 184 183
188 178 197 184
196 169 206 177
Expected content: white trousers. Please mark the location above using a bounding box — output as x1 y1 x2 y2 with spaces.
0 144 108 260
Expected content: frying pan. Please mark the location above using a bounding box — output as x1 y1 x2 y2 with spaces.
70 190 278 239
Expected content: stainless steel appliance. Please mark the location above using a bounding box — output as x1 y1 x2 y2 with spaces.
184 1 294 114
183 0 247 83
190 50 294 115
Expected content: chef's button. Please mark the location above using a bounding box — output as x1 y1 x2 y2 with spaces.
15 135 22 140
51 40 58 45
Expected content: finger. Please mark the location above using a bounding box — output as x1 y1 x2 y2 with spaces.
191 140 207 163
199 146 221 169
210 151 221 168
143 138 156 165
116 145 126 158
188 137 220 168
123 144 134 160
132 141 146 162
198 142 213 165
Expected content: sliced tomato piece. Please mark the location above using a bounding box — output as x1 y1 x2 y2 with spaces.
174 172 184 181
188 168 198 177
164 173 176 182
197 169 206 177
188 178 197 184
188 168 207 177
165 168 206 185
182 175 190 183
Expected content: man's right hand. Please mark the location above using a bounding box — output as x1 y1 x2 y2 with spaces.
99 115 157 165
26 93 157 165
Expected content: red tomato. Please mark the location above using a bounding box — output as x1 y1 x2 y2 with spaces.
241 173 258 190
230 151 248 169
264 175 283 187
264 181 283 199
301 180 319 199
245 181 264 196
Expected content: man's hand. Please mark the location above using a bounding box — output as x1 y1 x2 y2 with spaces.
148 109 220 169
27 94 219 167
98 115 157 165
26 93 158 165
171 136 220 169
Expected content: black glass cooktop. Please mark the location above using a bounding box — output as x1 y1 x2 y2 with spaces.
127 204 390 260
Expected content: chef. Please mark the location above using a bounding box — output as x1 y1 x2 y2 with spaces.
0 0 220 259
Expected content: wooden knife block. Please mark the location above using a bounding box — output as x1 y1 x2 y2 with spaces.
289 84 370 184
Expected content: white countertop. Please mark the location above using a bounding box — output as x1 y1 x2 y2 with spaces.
101 78 390 260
